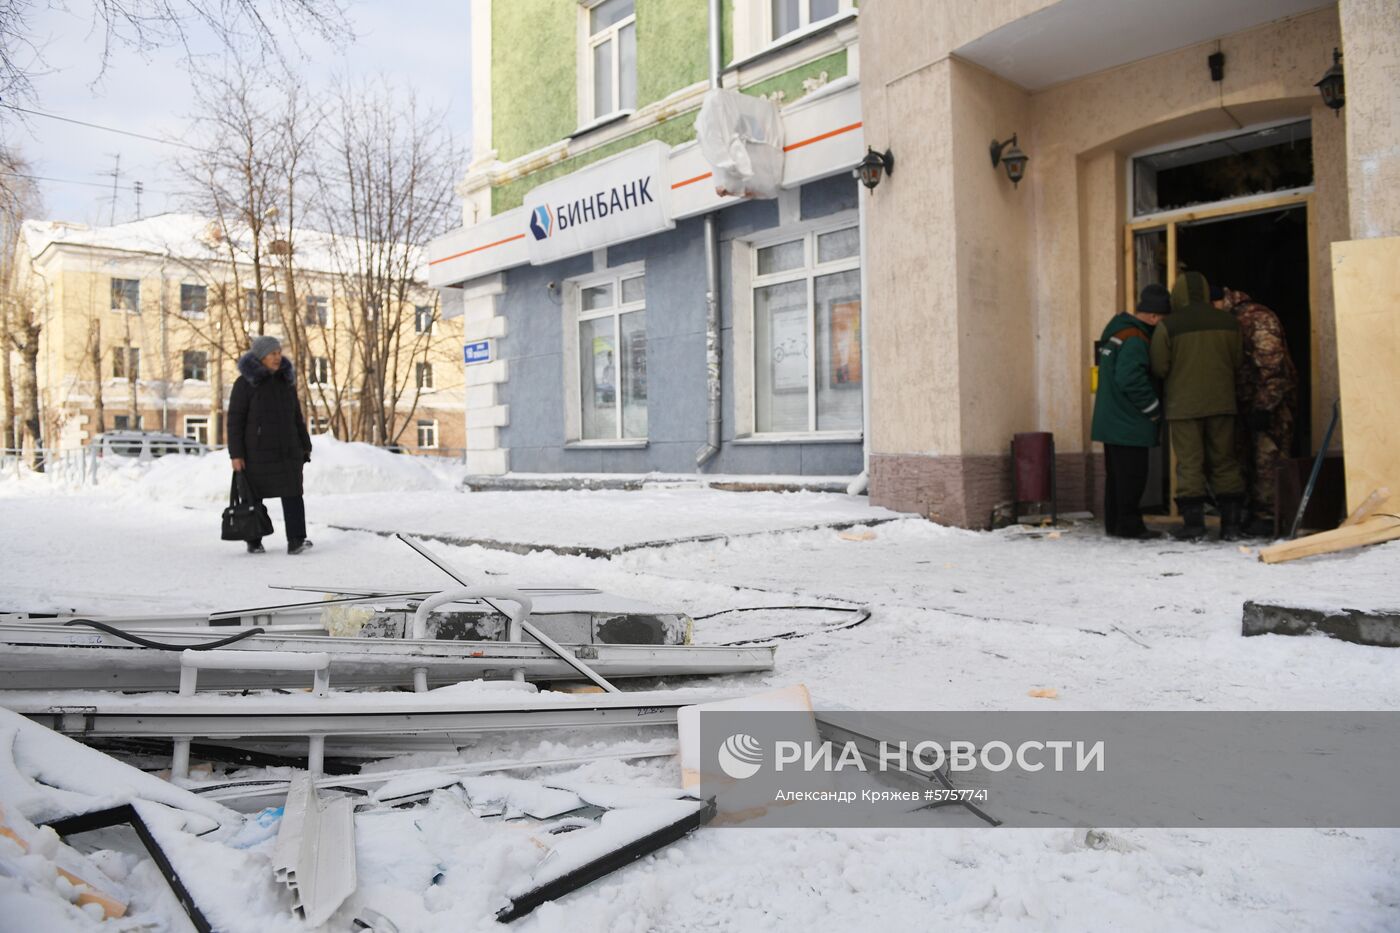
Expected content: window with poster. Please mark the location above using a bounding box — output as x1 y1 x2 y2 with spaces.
569 267 647 442
749 220 861 436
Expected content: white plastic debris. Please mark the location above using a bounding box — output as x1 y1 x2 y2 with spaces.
695 88 785 199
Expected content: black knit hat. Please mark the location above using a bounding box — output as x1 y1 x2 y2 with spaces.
1137 283 1171 315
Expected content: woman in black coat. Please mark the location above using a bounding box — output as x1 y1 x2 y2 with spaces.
228 335 314 554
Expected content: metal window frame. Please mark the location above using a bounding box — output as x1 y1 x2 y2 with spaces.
748 215 860 436
572 265 647 442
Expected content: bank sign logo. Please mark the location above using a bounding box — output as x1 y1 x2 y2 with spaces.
718 733 765 780
528 205 553 241
527 175 656 241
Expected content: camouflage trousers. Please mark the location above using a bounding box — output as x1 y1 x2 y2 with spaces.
1239 409 1294 519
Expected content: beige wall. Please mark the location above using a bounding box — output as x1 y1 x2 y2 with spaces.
863 2 1358 524
1339 0 1400 239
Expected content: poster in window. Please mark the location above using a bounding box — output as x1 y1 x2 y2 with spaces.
829 300 861 387
592 335 616 405
771 306 808 392
627 330 647 400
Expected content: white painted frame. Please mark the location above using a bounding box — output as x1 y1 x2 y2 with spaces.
183 415 210 445
733 0 855 62
579 0 637 126
563 260 647 443
416 419 439 449
744 212 860 438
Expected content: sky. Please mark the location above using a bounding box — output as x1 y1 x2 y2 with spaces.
3 0 473 226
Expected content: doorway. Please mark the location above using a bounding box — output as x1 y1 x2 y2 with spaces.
1175 205 1311 456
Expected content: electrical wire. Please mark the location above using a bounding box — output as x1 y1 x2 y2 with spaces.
692 604 873 646
1 102 206 152
62 618 266 650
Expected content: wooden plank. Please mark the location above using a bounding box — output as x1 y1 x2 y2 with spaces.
1259 514 1400 564
1332 236 1400 513
1341 487 1392 528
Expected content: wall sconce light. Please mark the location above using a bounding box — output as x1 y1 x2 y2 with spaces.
989 134 1029 188
1316 48 1345 115
857 147 894 191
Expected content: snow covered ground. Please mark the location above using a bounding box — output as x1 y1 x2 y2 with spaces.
2 444 1398 931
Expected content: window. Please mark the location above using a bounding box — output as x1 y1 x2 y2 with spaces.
1132 120 1313 218
311 416 332 436
111 278 140 313
113 347 141 381
414 305 434 335
308 356 330 385
245 288 281 322
184 416 210 446
182 350 208 382
417 419 438 449
416 362 434 390
585 0 636 122
180 284 207 318
750 222 861 434
574 270 646 441
768 0 840 42
112 414 144 430
304 295 329 327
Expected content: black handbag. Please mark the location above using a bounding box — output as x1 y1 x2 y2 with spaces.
221 472 274 542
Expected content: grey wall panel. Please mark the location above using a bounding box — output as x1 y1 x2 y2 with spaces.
495 191 860 478
800 173 859 220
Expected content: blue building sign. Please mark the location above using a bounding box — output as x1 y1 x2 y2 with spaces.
464 340 493 365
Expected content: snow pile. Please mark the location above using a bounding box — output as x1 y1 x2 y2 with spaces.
0 434 465 505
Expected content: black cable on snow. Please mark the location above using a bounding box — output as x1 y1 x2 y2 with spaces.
62 619 266 650
693 605 873 645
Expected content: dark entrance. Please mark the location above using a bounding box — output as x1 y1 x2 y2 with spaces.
1175 204 1312 456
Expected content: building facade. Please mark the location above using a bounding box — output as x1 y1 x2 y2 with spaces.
857 0 1400 527
433 0 1400 525
12 215 465 454
431 0 868 477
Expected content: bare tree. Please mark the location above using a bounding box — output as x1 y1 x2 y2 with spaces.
317 80 460 445
0 0 349 107
0 148 41 463
178 58 321 441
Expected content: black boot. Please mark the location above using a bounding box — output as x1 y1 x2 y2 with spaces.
1219 497 1244 542
1172 499 1207 541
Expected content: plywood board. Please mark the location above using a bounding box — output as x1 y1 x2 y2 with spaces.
1331 236 1400 513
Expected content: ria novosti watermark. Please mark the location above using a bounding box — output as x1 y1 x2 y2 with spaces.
697 711 1400 829
719 732 1104 780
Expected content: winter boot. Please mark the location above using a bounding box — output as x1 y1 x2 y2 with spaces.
246 541 265 554
1171 499 1207 542
1219 497 1244 543
287 539 314 555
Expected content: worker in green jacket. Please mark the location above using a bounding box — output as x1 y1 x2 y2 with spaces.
1149 271 1246 541
1091 283 1170 539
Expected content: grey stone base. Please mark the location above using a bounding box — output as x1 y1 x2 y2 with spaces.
1242 600 1400 648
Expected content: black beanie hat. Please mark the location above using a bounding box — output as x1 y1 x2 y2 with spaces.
1136 283 1171 315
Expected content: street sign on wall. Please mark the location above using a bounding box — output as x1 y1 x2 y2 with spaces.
523 140 675 265
464 340 493 365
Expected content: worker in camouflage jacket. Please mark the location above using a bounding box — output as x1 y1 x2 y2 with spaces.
1091 283 1169 539
1220 286 1299 537
1149 271 1246 541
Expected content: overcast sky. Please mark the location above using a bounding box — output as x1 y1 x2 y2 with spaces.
5 0 472 226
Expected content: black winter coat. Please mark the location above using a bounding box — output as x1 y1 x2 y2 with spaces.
228 352 312 499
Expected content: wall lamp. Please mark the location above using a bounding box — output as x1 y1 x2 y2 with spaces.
989 134 1029 188
1316 48 1344 115
857 147 894 191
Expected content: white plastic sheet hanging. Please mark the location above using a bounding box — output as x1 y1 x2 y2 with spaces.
695 88 785 199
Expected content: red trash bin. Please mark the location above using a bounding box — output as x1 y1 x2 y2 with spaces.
1011 432 1056 523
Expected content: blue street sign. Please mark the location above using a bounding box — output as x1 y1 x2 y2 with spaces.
464 340 493 365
